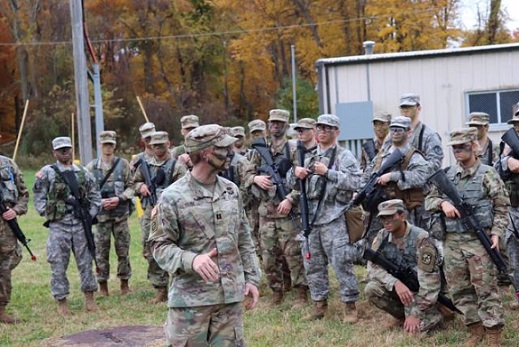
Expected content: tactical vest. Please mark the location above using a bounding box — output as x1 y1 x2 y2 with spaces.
221 153 240 186
45 166 88 222
374 148 424 211
153 157 177 198
443 164 494 232
256 141 292 202
378 226 421 271
0 159 19 205
93 158 128 218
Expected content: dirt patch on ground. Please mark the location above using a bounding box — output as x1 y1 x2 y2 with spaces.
41 325 166 347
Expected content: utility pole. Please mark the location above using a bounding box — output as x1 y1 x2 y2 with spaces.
291 45 297 123
70 0 93 164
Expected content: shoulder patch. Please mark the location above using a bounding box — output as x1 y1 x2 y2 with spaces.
433 145 443 155
418 237 437 273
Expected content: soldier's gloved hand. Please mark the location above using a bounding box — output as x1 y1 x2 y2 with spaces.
394 280 413 306
404 315 421 334
140 184 151 196
244 283 259 310
294 166 311 179
1 207 16 221
193 248 220 282
254 175 273 190
439 201 460 219
277 198 292 215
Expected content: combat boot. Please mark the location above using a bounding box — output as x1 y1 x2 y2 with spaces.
153 287 168 304
266 290 283 308
302 300 327 321
486 326 503 347
57 298 70 316
342 302 358 324
120 279 132 295
464 322 484 347
99 281 109 296
292 286 308 309
84 291 98 312
0 305 18 324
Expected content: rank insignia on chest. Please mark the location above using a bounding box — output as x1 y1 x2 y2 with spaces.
216 213 222 220
421 253 432 265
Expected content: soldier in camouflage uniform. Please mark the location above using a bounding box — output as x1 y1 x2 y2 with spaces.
466 112 499 166
289 114 362 322
231 126 248 156
365 199 444 334
221 128 252 208
245 109 308 307
86 131 135 296
170 115 200 170
134 131 186 303
33 137 102 315
130 122 155 172
360 111 391 171
494 109 519 310
426 128 509 346
148 124 261 346
294 118 317 151
0 155 28 324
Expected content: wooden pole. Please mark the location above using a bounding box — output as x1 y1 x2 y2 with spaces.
136 96 150 123
13 99 29 161
71 113 75 163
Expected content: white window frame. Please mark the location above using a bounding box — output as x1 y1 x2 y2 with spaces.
465 88 519 131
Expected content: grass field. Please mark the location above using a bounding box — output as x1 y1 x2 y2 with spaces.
1 169 518 346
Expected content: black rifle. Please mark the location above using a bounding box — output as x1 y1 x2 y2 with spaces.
501 128 519 159
353 149 404 212
0 190 36 261
297 140 311 259
428 169 519 298
135 158 165 207
362 140 377 162
251 138 298 225
363 247 462 314
51 166 99 273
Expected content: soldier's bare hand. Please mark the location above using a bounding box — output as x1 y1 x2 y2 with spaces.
140 184 151 196
2 207 16 221
404 315 421 334
277 199 292 215
490 234 500 251
294 166 311 179
193 248 220 282
440 201 460 218
244 283 259 310
394 280 414 306
178 153 193 168
254 175 273 190
313 162 328 176
376 173 392 186
508 157 519 173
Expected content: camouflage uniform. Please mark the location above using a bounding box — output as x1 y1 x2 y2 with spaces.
148 124 261 346
365 201 443 332
0 156 28 316
86 146 134 284
466 112 499 166
33 160 101 300
129 122 155 172
360 112 391 171
220 152 252 207
134 132 186 290
425 128 508 329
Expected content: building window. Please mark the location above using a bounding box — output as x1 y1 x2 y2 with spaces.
467 90 519 124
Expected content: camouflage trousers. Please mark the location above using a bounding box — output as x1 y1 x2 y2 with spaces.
505 206 519 301
165 302 245 347
0 224 22 305
245 202 261 261
364 280 443 332
259 215 306 292
444 232 504 328
142 208 169 288
94 218 132 282
47 220 98 300
304 216 359 302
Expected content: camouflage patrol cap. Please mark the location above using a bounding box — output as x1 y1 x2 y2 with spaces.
466 112 490 126
231 126 245 138
139 122 155 138
248 119 266 133
52 137 72 150
373 111 391 123
294 118 316 130
390 116 411 129
399 93 420 107
185 124 237 153
180 115 200 129
447 127 477 146
99 131 116 144
268 109 290 123
316 114 340 128
377 199 406 217
149 131 169 145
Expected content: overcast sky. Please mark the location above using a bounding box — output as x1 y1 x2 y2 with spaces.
460 0 519 32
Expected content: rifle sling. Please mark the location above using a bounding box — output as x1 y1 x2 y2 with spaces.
98 157 121 190
310 146 337 227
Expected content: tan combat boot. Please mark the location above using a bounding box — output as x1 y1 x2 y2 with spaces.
464 322 485 347
303 300 328 321
99 281 109 296
84 291 98 312
266 290 283 308
486 327 503 347
342 302 358 324
120 279 132 295
57 298 70 316
292 286 308 309
152 287 168 304
0 305 18 324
